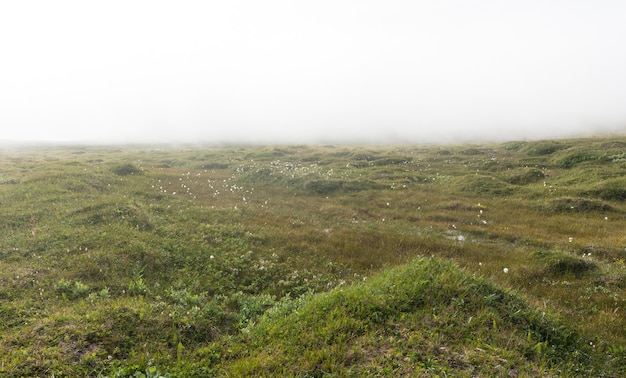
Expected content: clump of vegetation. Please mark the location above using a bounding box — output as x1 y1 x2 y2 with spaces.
55 279 91 299
534 250 598 278
370 156 411 166
0 175 19 184
451 174 514 196
222 257 588 376
601 140 626 149
304 179 383 195
128 277 148 296
591 178 626 201
459 147 487 155
521 140 570 156
111 163 143 176
197 162 229 170
506 167 546 185
543 197 615 213
552 149 602 168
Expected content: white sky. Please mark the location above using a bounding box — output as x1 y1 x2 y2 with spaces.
1 1 626 144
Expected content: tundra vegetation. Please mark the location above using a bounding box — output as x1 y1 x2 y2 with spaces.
0 137 625 377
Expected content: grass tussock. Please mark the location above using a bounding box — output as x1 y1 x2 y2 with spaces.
505 167 546 185
111 163 143 176
534 249 598 279
542 197 616 214
223 257 589 377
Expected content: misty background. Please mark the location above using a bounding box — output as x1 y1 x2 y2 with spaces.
1 1 626 145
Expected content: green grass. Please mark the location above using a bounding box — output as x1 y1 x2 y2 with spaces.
222 257 592 377
0 137 625 376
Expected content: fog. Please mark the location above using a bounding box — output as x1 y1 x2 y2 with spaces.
2 1 626 145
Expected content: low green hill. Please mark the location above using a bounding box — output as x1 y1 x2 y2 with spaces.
219 257 593 377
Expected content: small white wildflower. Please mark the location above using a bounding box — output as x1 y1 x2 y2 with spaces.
569 237 574 243
503 267 509 273
210 255 214 259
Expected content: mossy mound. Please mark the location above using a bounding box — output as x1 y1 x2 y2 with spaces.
520 141 571 156
505 167 546 185
220 257 591 377
304 179 385 195
591 178 626 202
111 163 143 176
551 149 604 169
533 250 598 279
450 175 514 197
542 197 616 214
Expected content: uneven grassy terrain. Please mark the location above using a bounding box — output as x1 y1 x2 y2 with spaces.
1 137 625 376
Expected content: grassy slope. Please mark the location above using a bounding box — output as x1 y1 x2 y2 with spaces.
0 137 625 376
223 257 589 377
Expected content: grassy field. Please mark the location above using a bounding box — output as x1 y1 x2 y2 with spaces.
1 137 625 376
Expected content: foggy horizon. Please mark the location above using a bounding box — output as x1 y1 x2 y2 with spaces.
2 1 626 146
